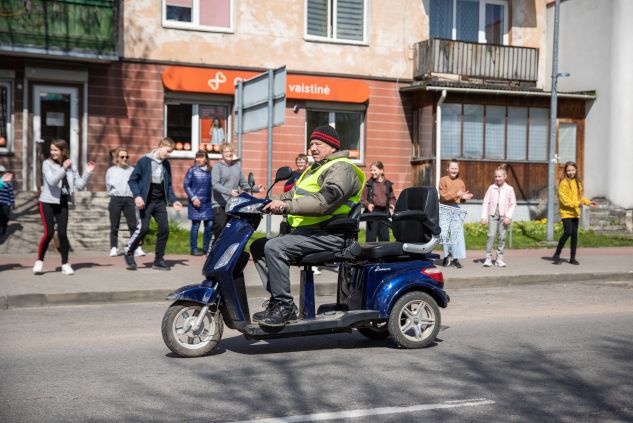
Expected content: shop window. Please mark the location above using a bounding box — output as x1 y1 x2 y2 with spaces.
165 102 229 158
305 0 367 44
430 0 508 45
163 0 233 32
0 81 12 154
306 109 364 163
440 103 549 163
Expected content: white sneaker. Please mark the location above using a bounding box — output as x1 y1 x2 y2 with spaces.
109 247 118 257
33 260 44 275
312 266 321 275
495 259 507 267
483 258 493 267
61 263 75 275
134 247 147 257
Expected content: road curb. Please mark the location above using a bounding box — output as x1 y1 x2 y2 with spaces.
2 271 632 310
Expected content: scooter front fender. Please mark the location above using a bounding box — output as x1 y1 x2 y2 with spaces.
166 283 219 305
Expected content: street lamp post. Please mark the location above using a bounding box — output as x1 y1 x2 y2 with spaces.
546 0 562 242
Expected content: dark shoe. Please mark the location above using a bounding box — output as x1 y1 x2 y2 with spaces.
190 250 204 256
569 259 580 265
442 256 452 267
451 259 463 269
124 254 137 270
259 302 298 327
552 255 562 264
152 259 171 271
252 299 276 323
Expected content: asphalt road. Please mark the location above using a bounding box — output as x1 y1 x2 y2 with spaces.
1 280 632 422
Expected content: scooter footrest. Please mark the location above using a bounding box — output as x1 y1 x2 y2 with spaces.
316 303 349 314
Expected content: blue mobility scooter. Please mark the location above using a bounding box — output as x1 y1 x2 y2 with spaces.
161 167 450 358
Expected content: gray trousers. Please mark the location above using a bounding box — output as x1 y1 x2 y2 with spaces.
486 212 509 260
250 229 346 306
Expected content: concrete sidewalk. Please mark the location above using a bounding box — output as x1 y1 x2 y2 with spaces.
1 247 632 309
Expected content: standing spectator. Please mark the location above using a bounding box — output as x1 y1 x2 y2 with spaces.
184 150 214 256
106 147 145 257
211 143 264 241
360 161 396 242
279 153 309 235
0 166 15 236
480 166 517 267
552 161 597 265
33 139 95 275
439 159 473 268
124 137 183 271
210 118 225 151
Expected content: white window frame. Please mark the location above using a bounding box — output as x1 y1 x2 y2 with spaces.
304 0 369 46
442 0 508 45
0 80 13 155
164 100 232 159
305 103 366 165
162 0 235 33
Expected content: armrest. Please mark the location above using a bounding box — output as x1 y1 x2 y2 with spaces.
359 212 391 223
392 210 427 222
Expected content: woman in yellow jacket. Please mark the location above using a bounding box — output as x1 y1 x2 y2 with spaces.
553 161 597 265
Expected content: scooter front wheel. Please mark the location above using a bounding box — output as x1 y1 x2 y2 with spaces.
388 291 440 349
162 301 223 358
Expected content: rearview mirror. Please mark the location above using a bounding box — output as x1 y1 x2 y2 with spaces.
274 166 294 183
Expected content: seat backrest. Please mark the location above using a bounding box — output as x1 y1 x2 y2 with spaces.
392 186 440 243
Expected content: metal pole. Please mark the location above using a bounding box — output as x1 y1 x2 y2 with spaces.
236 80 243 159
546 0 561 241
266 69 274 236
435 90 447 193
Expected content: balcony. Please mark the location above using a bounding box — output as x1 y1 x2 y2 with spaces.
414 38 538 86
0 0 118 61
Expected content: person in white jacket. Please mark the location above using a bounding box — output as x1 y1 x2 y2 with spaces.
33 139 94 275
480 166 517 267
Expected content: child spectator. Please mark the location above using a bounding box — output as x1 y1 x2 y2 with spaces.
33 139 95 275
124 137 183 271
480 166 517 267
184 150 214 255
0 166 15 236
360 161 396 242
439 159 473 268
552 161 597 265
106 147 145 257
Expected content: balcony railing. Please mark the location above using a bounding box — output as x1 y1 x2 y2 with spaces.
414 38 538 85
0 0 118 59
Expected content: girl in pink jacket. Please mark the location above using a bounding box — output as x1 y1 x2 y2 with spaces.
480 166 517 267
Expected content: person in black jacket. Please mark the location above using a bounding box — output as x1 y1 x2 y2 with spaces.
360 161 396 242
124 137 182 271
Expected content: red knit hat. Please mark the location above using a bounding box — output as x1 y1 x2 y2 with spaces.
310 125 341 149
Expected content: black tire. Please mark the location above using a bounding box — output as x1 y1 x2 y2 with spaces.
357 321 390 339
388 291 440 349
161 301 223 358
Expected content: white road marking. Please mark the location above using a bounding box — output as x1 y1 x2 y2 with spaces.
231 398 495 423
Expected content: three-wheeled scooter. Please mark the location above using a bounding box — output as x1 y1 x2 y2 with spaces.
161 167 449 357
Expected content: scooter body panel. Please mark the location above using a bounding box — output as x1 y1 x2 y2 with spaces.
166 283 218 305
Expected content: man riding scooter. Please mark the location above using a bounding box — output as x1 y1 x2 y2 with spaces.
250 125 365 327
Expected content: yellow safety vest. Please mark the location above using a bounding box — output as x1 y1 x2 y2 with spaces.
288 157 365 227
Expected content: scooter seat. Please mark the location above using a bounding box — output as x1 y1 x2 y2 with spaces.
352 242 406 259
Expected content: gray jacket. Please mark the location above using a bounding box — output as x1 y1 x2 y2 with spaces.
39 159 91 204
212 160 260 207
279 150 362 216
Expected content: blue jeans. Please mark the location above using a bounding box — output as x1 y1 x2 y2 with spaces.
190 219 213 253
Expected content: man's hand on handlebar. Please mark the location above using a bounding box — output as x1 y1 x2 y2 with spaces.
263 200 287 215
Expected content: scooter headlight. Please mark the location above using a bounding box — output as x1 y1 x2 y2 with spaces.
214 242 240 269
225 197 261 213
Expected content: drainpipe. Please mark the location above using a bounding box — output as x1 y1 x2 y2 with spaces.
435 89 447 193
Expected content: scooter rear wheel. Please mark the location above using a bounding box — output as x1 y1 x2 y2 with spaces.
162 301 223 358
388 291 440 349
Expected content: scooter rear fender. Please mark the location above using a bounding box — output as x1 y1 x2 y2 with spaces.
372 275 450 319
166 283 219 305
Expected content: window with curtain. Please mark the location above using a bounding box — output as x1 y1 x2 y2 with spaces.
306 109 365 161
485 105 505 159
430 0 453 39
507 107 527 160
429 0 508 44
413 106 434 159
463 104 484 158
440 104 462 158
163 0 233 31
528 108 549 161
306 0 366 43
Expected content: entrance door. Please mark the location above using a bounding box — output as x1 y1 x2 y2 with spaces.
32 85 79 191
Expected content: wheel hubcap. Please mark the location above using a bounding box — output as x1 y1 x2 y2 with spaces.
172 307 216 350
399 299 435 342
